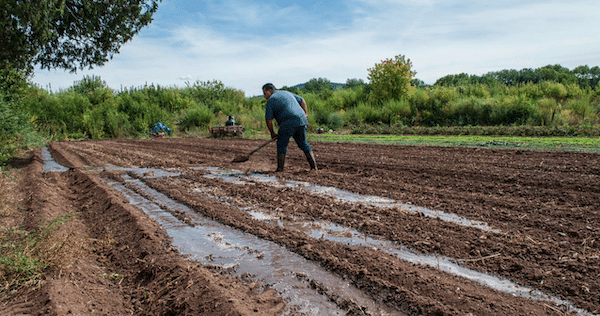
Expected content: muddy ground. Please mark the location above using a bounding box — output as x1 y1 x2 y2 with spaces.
1 137 599 315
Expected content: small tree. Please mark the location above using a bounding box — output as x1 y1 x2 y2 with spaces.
303 78 333 93
368 54 416 104
344 78 366 89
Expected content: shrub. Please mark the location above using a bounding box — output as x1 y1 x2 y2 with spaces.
462 84 491 99
541 81 567 101
535 98 560 126
383 98 412 125
446 97 494 126
431 87 460 104
181 104 213 131
562 99 596 124
517 82 544 100
349 103 382 124
491 96 541 125
0 99 33 164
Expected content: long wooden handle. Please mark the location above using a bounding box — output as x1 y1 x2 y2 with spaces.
248 138 276 155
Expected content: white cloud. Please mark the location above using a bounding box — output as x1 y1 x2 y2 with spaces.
31 0 600 94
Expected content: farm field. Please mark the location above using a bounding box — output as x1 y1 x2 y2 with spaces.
2 137 599 315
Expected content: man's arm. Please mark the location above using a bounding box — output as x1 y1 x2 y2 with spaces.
299 99 308 117
266 119 277 139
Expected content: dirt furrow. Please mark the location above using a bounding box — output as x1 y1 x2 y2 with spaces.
132 172 566 315
43 138 600 314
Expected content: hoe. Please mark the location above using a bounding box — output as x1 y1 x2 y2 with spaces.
232 138 277 163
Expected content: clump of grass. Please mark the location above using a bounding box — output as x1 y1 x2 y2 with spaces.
0 213 77 298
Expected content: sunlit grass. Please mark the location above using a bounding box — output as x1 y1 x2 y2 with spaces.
309 133 600 152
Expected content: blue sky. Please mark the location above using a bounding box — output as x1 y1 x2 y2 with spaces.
32 0 600 96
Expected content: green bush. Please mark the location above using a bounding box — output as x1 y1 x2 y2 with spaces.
461 84 491 99
517 83 544 100
541 81 567 101
0 99 31 164
431 87 460 104
446 97 494 126
181 104 213 131
349 103 382 124
562 99 596 124
491 96 541 125
535 98 560 126
382 98 412 125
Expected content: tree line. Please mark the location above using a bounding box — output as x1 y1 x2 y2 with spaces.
434 64 600 90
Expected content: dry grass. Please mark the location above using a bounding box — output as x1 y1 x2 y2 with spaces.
0 169 83 299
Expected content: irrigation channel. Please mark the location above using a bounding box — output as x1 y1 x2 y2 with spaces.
41 146 596 315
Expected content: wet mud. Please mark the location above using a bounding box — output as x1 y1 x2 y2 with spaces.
3 137 599 315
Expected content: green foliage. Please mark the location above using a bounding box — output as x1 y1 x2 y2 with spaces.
344 78 367 89
348 103 382 124
563 99 596 124
383 99 412 125
182 80 245 111
1 0 160 74
446 97 494 126
431 87 460 104
517 83 544 100
0 68 30 101
181 104 213 131
436 64 600 91
368 54 417 104
535 98 559 126
2 60 600 158
0 99 33 164
491 96 541 126
540 81 567 101
303 78 333 93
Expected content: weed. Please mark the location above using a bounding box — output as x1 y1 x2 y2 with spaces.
101 273 123 281
0 213 78 297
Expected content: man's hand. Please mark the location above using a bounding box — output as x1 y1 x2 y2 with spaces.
266 119 277 139
299 99 308 118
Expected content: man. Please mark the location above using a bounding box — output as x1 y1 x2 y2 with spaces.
262 83 317 172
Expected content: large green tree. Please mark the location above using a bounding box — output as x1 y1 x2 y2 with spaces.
368 54 416 104
0 0 160 75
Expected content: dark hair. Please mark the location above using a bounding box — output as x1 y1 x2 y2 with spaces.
262 83 276 91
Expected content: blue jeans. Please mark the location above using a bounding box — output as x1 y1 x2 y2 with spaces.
277 125 311 154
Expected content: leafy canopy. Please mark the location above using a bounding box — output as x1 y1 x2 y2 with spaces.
368 54 416 104
303 77 334 93
0 0 160 74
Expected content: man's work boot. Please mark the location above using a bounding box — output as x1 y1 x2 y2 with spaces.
276 153 286 172
304 151 317 170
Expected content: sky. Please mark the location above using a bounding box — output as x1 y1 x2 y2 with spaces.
31 0 600 96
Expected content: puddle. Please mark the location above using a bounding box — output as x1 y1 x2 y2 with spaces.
191 186 592 316
40 150 594 315
42 147 69 172
108 175 402 316
197 167 500 233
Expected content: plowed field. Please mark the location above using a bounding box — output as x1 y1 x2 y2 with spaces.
2 137 599 315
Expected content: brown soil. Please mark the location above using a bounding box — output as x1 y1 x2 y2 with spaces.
2 137 599 315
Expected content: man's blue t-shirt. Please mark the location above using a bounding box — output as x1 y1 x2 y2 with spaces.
265 90 308 129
